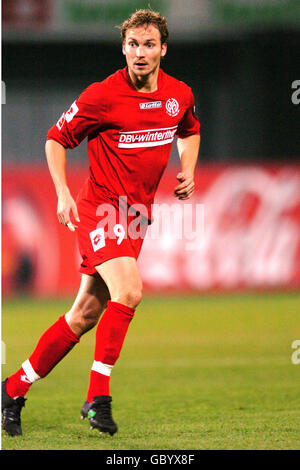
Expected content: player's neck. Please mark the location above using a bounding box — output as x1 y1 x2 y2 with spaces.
127 67 160 93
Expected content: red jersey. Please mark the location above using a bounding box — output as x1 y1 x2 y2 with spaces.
47 67 200 219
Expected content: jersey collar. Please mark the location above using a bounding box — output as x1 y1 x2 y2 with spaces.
121 66 164 95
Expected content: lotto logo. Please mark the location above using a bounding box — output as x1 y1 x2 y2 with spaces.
165 98 179 117
139 101 162 109
89 227 105 251
20 375 31 384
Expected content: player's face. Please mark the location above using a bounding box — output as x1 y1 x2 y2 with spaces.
122 24 167 79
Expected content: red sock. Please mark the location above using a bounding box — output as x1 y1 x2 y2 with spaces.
87 301 135 402
6 315 80 399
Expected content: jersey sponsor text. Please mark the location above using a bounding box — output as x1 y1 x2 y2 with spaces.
118 126 177 148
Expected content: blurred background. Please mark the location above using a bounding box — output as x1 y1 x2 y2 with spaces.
2 0 300 297
3 2 300 451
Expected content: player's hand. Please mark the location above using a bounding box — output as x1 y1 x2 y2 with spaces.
57 188 80 231
174 172 195 200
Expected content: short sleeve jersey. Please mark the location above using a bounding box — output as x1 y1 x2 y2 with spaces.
47 67 200 219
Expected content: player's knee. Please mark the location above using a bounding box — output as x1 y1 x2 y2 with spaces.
115 287 143 309
128 289 143 308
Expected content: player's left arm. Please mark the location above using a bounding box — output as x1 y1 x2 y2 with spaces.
174 134 200 200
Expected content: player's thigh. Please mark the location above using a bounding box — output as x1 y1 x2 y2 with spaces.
65 273 110 335
95 256 143 308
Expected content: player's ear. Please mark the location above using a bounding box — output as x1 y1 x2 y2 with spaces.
122 41 126 55
161 43 167 58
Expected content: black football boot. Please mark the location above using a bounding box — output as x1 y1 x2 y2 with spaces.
2 378 26 436
81 395 118 436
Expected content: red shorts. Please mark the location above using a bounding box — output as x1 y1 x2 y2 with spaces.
76 194 148 275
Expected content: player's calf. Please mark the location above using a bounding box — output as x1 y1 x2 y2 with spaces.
65 307 101 336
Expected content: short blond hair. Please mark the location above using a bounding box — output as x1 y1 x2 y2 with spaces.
118 9 169 45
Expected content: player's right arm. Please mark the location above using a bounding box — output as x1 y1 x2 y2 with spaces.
45 139 80 231
46 82 106 231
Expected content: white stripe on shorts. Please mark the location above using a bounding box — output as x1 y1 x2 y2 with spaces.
22 359 41 383
91 360 114 377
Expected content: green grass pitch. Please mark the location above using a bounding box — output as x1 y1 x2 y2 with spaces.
2 293 300 450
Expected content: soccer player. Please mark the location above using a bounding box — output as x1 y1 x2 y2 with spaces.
2 9 200 437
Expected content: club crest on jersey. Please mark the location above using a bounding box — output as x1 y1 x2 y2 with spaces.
165 98 179 117
139 101 162 110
